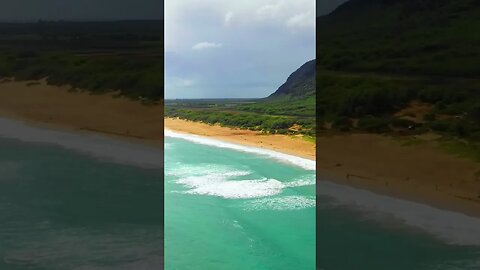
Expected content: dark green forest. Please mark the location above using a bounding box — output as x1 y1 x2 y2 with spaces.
0 20 163 101
317 0 480 143
165 98 316 137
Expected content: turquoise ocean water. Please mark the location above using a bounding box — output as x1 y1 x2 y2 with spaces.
3 117 480 270
164 131 316 270
317 180 480 269
0 118 163 270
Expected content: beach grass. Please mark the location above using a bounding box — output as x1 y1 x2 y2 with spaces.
437 137 480 163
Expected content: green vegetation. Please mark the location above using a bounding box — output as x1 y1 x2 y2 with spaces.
165 59 316 137
438 138 480 163
239 95 315 117
0 21 163 101
317 0 480 147
165 99 316 136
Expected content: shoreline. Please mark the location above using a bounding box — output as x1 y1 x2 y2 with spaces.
165 128 315 170
0 117 164 169
164 117 316 161
319 171 480 219
0 112 163 149
166 117 480 219
316 134 480 219
0 79 164 148
317 179 480 246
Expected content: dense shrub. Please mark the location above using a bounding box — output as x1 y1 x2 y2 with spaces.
429 120 452 132
165 107 315 136
331 117 353 131
423 112 436 121
391 118 415 128
357 116 392 133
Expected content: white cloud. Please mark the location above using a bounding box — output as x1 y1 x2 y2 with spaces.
176 78 195 87
167 77 196 88
165 0 315 98
255 0 315 29
256 3 284 19
286 10 315 28
192 42 223 50
165 0 315 51
224 11 233 26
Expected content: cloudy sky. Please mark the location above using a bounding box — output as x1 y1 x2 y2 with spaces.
165 0 316 99
0 0 163 21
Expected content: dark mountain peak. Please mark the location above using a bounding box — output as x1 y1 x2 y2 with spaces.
330 0 460 17
268 59 315 98
335 0 449 10
318 0 479 36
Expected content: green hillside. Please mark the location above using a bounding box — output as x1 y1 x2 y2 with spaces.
269 60 315 98
317 0 480 143
166 60 316 137
239 59 316 117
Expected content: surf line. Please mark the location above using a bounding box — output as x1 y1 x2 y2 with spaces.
165 129 315 171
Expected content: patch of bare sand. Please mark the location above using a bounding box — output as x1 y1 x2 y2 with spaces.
394 100 433 123
317 134 480 217
0 79 163 144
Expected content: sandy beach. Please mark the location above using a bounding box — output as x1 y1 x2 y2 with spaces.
317 134 480 217
164 117 316 160
0 79 163 145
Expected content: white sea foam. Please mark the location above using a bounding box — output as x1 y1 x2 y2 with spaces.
168 163 315 199
0 117 163 168
165 129 315 171
166 163 250 178
318 180 480 246
284 176 315 188
164 142 174 150
179 174 284 199
172 165 284 199
245 196 316 211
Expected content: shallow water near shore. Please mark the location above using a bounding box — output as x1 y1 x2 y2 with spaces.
164 134 316 270
0 121 164 269
317 180 480 269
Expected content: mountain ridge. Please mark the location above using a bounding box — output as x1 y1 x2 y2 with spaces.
268 59 315 99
